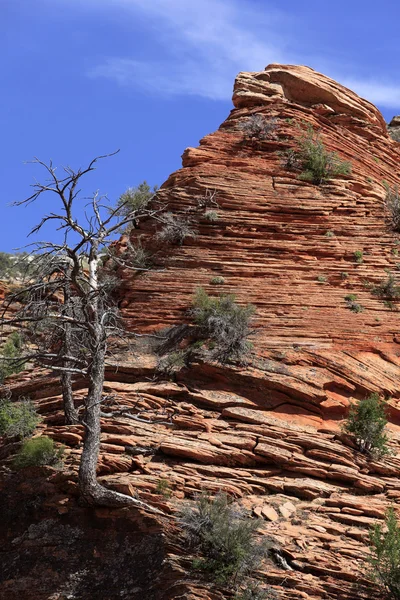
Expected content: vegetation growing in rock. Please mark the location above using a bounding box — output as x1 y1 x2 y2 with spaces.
13 436 64 468
156 478 172 498
210 276 225 285
368 507 400 599
372 272 400 301
238 114 278 141
179 492 266 585
353 250 364 264
157 212 196 245
192 288 255 363
204 210 219 221
115 181 158 230
286 125 351 184
0 332 25 383
343 393 389 457
0 398 39 439
344 294 363 313
385 185 400 233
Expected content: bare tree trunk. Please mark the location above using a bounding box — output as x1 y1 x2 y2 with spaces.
78 334 155 508
61 370 78 425
78 331 106 504
61 274 79 424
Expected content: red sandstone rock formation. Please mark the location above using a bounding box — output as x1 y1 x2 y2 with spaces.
2 64 400 600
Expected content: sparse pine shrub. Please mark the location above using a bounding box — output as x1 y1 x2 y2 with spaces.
353 250 364 264
192 288 255 363
341 272 349 279
344 294 364 313
157 213 196 245
204 210 219 222
288 125 351 184
238 114 278 141
325 230 334 238
157 350 188 375
317 275 327 283
210 276 225 285
0 332 25 383
156 478 172 498
368 507 400 599
0 399 39 439
179 493 266 585
343 393 389 457
127 239 153 270
385 185 400 233
373 273 400 301
13 436 65 468
116 181 157 224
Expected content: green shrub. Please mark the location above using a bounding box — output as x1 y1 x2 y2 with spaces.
0 399 39 438
289 125 351 184
373 273 400 301
13 436 64 468
368 507 400 599
0 332 25 383
317 275 327 283
180 493 266 585
325 230 334 238
156 478 172 498
343 393 389 457
384 185 400 233
115 181 157 226
353 250 364 264
192 288 255 363
341 271 349 279
210 276 225 285
344 294 363 313
204 210 219 222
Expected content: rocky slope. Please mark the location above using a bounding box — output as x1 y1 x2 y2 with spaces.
2 64 400 600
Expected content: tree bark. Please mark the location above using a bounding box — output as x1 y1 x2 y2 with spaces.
61 273 79 424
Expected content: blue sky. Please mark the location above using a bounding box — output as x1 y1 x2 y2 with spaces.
2 0 400 251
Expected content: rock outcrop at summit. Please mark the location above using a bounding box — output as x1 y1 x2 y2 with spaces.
2 64 400 600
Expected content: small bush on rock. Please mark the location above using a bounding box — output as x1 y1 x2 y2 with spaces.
288 125 351 184
368 507 400 599
373 272 400 301
192 288 255 363
239 114 278 141
13 436 65 468
157 213 196 245
0 398 39 439
115 181 157 226
343 392 389 458
0 332 25 383
179 493 266 585
385 185 400 232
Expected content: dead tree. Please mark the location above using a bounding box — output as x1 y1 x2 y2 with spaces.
1 152 164 510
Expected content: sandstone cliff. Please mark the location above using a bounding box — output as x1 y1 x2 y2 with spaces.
2 64 400 600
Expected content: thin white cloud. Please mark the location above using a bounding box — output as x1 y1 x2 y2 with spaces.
50 0 400 109
340 78 400 109
85 0 291 100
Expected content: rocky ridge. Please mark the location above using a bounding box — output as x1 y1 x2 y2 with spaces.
2 64 400 600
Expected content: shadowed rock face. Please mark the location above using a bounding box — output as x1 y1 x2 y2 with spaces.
2 64 400 600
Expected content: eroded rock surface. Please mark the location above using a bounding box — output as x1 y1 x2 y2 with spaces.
2 64 400 600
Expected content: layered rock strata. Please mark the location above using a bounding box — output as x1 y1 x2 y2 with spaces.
2 64 400 600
